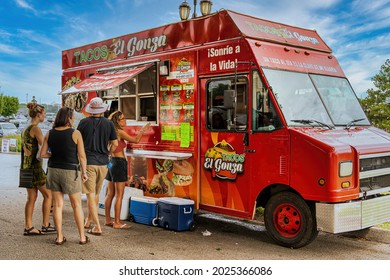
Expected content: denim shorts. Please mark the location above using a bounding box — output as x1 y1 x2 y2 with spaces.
105 157 128 183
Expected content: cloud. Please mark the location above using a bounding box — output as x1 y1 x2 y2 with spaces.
15 0 36 12
0 59 62 104
17 29 61 50
0 29 60 57
0 43 20 55
0 29 12 40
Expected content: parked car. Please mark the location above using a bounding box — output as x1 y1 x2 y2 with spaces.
0 122 18 137
39 122 52 136
10 118 28 128
45 112 56 122
16 123 27 135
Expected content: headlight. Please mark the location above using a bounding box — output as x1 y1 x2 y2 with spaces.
339 161 353 177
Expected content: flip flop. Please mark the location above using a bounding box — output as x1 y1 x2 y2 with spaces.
87 228 102 236
84 220 92 229
79 236 90 245
113 223 131 229
24 227 42 236
55 236 66 245
104 222 114 227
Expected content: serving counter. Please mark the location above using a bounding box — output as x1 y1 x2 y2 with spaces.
125 149 192 160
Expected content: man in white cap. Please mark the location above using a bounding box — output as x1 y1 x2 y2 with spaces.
77 97 118 235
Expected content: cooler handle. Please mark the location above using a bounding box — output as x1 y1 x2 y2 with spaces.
183 207 192 214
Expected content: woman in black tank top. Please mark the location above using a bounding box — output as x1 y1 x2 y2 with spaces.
40 107 90 245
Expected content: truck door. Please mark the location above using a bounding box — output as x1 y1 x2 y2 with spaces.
247 70 290 200
199 75 253 219
199 71 289 219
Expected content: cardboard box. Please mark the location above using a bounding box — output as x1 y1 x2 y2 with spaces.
98 179 144 220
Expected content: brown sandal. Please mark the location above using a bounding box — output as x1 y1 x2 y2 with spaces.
87 228 102 236
79 236 90 245
24 227 42 236
113 223 131 229
55 236 66 245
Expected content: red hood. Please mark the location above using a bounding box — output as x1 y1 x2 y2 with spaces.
290 126 390 155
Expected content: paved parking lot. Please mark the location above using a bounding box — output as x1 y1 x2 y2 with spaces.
1 152 390 261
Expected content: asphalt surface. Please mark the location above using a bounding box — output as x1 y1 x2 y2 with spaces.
1 152 390 261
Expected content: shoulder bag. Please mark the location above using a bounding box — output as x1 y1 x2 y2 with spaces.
19 140 34 188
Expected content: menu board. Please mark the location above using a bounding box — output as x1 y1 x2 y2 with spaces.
159 54 195 147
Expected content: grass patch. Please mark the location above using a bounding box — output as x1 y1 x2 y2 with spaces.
254 207 264 222
377 222 390 230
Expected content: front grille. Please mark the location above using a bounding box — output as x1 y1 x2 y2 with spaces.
360 154 390 193
360 155 390 172
360 174 390 192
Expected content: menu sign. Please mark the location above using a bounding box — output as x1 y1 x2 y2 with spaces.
159 54 195 147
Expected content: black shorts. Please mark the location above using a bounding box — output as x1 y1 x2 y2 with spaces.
105 157 128 182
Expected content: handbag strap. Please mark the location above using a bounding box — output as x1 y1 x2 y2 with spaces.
20 136 25 169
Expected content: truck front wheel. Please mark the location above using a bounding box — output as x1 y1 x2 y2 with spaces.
264 191 318 248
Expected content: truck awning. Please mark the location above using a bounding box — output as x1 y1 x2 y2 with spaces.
60 63 153 95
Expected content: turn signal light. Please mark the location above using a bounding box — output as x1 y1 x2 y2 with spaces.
341 181 351 189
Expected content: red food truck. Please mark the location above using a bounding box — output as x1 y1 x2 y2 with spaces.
61 10 390 248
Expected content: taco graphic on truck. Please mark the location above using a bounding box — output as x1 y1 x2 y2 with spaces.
204 140 245 180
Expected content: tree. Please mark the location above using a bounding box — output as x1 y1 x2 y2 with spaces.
0 86 4 115
0 95 19 117
361 59 390 131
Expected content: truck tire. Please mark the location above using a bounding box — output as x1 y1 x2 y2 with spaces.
264 191 318 248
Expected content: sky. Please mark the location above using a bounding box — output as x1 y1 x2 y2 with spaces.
0 0 389 104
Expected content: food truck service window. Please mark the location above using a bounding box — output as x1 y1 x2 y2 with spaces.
206 76 248 131
101 63 157 122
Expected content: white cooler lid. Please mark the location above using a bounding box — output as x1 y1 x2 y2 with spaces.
130 196 158 203
158 197 194 205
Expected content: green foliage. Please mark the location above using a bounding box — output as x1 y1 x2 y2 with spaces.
0 94 20 117
378 222 390 230
0 92 3 115
361 59 390 131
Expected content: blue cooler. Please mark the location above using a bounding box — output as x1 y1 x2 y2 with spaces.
157 197 195 231
129 196 158 226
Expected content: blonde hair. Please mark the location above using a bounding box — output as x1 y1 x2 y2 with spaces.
27 102 45 118
108 111 123 131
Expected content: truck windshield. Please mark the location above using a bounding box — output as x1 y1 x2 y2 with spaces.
262 68 370 127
